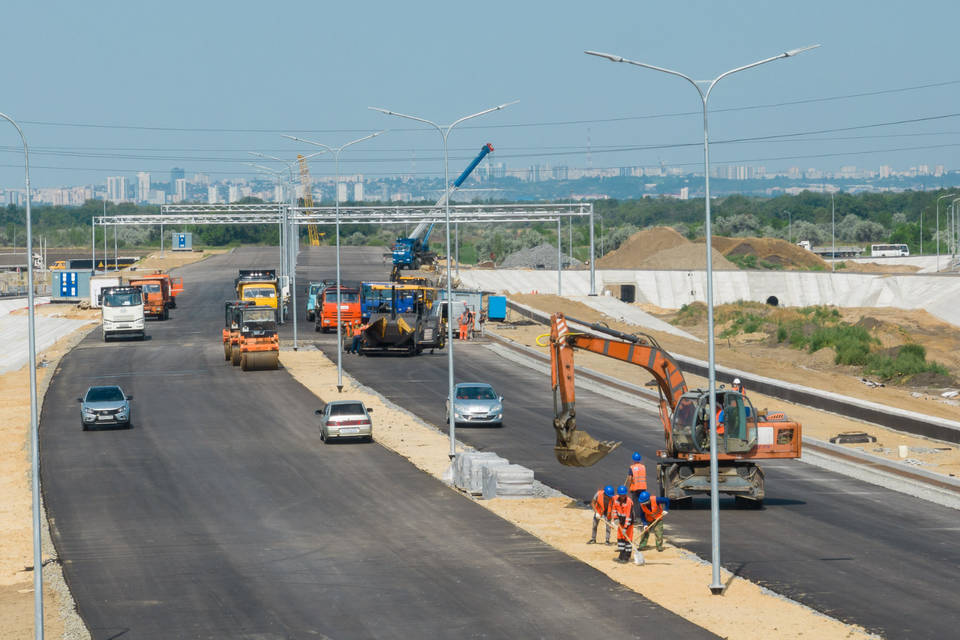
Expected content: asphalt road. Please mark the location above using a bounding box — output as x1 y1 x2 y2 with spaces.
40 246 715 639
302 246 960 640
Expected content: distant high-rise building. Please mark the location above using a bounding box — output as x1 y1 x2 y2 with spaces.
679 186 689 200
192 173 210 186
879 165 892 179
918 164 930 176
353 182 364 202
106 176 128 203
207 185 219 204
935 165 945 177
788 167 801 179
170 167 185 193
228 185 240 203
337 182 347 203
136 172 151 202
174 178 187 203
274 184 283 202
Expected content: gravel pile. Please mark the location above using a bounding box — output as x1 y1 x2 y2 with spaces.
500 243 582 269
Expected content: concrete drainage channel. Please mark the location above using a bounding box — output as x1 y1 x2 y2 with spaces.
483 326 960 512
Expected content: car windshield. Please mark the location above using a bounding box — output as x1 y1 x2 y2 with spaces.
457 386 496 400
329 403 365 416
242 309 275 323
103 291 141 307
244 287 276 299
86 387 124 402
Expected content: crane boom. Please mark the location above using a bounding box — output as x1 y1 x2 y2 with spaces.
298 154 322 247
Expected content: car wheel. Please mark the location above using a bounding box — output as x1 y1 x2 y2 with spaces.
495 422 504 428
81 423 89 431
365 435 374 443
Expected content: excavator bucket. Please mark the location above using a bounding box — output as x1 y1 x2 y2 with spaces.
241 351 279 371
554 429 621 467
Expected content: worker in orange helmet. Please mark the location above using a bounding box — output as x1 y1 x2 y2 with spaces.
625 451 647 514
637 491 670 553
609 485 635 563
588 485 616 545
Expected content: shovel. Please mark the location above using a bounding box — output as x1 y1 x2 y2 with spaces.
633 514 666 565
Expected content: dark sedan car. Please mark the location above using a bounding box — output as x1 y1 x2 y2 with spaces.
79 385 132 430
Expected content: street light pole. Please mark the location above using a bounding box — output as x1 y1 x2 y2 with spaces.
832 193 836 271
283 131 386 392
952 198 960 266
369 102 517 458
247 163 289 324
785 210 791 244
934 193 957 271
586 43 818 595
1 111 43 639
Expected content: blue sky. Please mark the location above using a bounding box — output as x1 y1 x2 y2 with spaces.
2 0 959 188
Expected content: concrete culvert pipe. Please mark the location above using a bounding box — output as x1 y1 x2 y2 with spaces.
766 296 779 307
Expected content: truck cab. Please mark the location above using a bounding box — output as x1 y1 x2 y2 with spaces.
305 281 328 322
101 286 145 341
236 269 280 323
129 277 171 320
316 286 360 332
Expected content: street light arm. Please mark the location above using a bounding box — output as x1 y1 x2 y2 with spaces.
706 45 820 100
339 130 388 153
448 100 519 131
282 134 334 153
586 50 701 94
369 106 441 132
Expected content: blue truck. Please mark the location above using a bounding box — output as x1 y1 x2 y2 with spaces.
391 143 494 277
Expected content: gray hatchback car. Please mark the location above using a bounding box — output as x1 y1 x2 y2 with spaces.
79 385 132 430
445 382 503 427
315 400 373 443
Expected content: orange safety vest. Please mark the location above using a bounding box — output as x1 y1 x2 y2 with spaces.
592 489 611 516
715 408 725 435
733 383 745 395
641 496 665 522
352 325 362 337
628 462 647 491
608 497 632 524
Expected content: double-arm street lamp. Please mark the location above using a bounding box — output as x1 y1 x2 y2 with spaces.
368 101 517 458
283 131 386 392
2 111 43 638
586 44 818 594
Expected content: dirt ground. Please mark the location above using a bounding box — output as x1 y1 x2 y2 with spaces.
837 261 921 274
281 349 874 640
704 236 830 270
506 294 960 476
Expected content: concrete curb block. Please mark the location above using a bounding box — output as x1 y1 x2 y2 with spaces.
505 298 960 445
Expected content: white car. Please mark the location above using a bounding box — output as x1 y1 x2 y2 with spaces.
445 382 504 428
315 400 374 443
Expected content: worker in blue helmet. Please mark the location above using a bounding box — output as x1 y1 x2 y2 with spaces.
609 485 635 562
588 485 616 544
625 451 647 516
637 491 670 553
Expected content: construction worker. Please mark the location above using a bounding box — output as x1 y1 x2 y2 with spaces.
478 308 487 337
625 451 647 513
732 377 745 395
466 307 476 339
588 485 615 545
457 310 469 341
349 321 363 354
636 491 670 553
608 485 635 563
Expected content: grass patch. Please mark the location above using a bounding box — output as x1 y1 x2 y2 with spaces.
864 344 952 382
727 254 784 270
673 302 707 326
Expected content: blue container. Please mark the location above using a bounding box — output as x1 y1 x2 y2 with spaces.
487 295 506 321
172 232 193 251
52 270 92 302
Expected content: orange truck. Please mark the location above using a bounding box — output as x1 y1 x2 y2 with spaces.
316 286 361 332
140 271 184 307
128 275 172 320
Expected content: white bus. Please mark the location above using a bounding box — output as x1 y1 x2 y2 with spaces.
870 243 909 257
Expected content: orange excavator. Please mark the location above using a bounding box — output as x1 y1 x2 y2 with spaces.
549 312 801 505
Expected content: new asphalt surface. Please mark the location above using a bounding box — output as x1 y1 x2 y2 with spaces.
40 247 715 639
302 246 960 640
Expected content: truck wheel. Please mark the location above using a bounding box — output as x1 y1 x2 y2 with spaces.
139 332 146 341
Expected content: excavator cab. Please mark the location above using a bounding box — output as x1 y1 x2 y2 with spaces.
672 390 758 455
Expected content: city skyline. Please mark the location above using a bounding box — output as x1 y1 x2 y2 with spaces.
1 1 959 193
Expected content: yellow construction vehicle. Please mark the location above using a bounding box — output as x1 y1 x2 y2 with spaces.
235 269 280 322
298 154 323 247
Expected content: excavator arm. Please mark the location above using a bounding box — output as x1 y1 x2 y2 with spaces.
549 312 689 467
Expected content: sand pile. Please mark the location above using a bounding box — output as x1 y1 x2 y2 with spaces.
637 245 737 270
501 243 581 269
706 237 829 270
597 227 689 268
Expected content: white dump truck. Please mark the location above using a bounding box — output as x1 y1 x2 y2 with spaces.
101 285 146 341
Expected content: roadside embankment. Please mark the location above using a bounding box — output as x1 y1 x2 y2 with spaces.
281 349 876 640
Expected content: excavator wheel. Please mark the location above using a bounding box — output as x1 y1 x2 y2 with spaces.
231 346 242 366
242 351 279 371
554 430 621 467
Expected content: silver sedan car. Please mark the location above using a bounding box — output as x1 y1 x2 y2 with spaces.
445 383 503 428
315 400 374 443
79 385 132 430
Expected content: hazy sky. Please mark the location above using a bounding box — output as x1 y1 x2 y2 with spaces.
2 0 959 189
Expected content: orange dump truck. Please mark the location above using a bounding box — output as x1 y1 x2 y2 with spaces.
129 275 172 320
